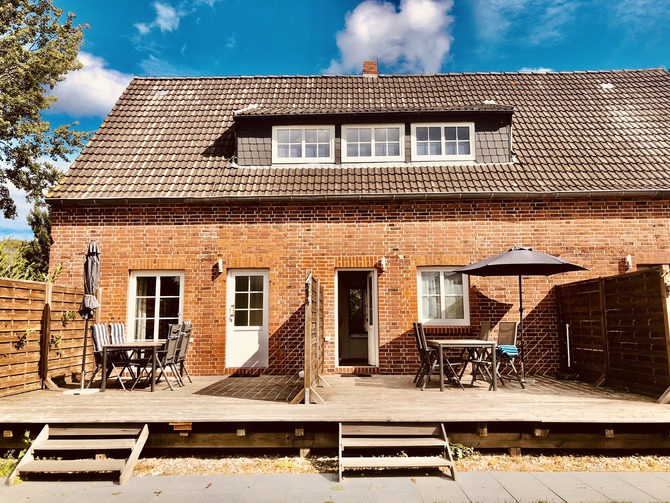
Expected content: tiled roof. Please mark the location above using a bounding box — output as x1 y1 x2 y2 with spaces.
49 69 670 202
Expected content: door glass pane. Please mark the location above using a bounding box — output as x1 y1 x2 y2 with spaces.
235 275 249 291
160 276 180 296
250 293 263 309
234 310 248 327
136 277 156 296
235 292 249 308
159 297 180 317
158 319 178 339
135 297 155 318
249 309 263 326
249 275 264 291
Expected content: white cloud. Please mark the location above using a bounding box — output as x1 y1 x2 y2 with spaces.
154 3 180 32
48 52 133 118
135 0 223 36
611 0 667 34
326 0 454 74
519 67 554 73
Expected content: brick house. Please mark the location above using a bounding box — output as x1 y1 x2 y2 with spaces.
47 65 670 377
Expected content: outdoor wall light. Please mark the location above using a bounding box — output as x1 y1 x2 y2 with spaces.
217 259 223 274
380 256 387 272
624 254 633 270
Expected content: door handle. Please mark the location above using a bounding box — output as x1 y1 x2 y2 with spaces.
229 305 235 321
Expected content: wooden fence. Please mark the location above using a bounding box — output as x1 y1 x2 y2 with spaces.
0 278 86 398
557 266 670 400
292 273 326 404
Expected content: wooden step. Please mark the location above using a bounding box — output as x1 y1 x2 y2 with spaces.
338 422 456 482
37 438 136 450
48 426 144 437
341 437 448 448
19 459 126 474
341 456 453 469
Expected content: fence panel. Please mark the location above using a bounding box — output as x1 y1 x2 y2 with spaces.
0 278 84 398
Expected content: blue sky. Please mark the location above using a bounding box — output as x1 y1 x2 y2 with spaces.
2 0 669 239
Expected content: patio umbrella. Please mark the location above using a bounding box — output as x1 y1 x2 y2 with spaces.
455 246 587 381
78 241 101 390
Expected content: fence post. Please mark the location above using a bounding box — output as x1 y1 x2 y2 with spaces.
40 282 59 390
597 277 609 386
657 266 670 404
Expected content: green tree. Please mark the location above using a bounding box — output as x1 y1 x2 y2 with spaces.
21 201 51 274
0 0 88 219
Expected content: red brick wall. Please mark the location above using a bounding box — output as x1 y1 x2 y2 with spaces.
49 197 670 376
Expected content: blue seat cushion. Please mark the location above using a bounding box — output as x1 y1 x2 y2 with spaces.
497 345 519 357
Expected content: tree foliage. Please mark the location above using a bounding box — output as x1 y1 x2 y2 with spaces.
0 0 88 219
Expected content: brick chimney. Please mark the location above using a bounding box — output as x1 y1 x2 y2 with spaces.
362 60 378 78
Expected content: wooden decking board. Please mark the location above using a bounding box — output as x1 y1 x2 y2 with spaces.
19 459 125 473
1 375 669 426
38 438 136 450
340 456 453 468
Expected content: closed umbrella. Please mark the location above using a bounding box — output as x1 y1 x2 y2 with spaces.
455 246 587 381
78 241 101 390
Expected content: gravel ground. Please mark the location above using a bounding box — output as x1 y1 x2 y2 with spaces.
133 453 670 476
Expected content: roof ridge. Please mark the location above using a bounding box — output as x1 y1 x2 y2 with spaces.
132 68 667 81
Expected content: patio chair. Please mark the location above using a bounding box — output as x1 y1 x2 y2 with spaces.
491 321 525 389
134 324 182 391
413 322 438 389
108 322 135 380
87 323 130 390
461 321 493 386
176 321 193 384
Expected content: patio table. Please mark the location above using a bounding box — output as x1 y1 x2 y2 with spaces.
100 341 164 392
427 339 497 391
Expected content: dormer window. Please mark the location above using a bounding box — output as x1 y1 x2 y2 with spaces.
410 123 475 162
342 124 404 162
272 126 335 164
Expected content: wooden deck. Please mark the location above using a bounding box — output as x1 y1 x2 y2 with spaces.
2 375 670 452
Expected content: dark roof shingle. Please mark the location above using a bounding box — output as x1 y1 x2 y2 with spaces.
49 69 670 202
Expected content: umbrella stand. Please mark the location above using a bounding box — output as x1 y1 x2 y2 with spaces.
80 317 90 390
518 275 525 382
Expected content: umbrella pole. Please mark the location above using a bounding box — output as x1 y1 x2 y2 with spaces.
80 319 89 390
518 275 526 382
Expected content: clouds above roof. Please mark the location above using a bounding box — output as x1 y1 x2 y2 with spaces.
48 52 133 118
326 0 454 75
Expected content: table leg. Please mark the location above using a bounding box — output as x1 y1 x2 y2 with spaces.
491 345 497 391
438 345 445 392
101 348 108 392
150 346 157 392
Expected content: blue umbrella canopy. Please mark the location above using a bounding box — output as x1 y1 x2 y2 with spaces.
79 241 100 389
455 247 587 381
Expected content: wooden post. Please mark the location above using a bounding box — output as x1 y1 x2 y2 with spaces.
658 266 670 404
598 277 610 383
40 283 59 390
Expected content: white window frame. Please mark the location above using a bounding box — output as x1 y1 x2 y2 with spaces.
127 270 185 341
417 267 470 327
272 125 335 164
341 124 405 162
410 122 475 162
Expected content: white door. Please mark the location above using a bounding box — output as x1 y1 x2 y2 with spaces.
366 271 379 366
226 270 269 368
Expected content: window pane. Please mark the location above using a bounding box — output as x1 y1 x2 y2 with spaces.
136 277 156 297
235 292 249 308
234 310 248 327
417 143 428 156
249 309 263 326
160 276 180 297
422 296 441 319
289 129 301 142
388 143 400 156
290 145 302 157
375 144 386 156
249 275 264 291
428 127 441 141
421 272 441 295
416 127 428 141
429 142 441 155
457 126 470 140
444 273 463 294
444 127 457 141
305 144 317 157
360 143 371 156
136 319 153 340
445 142 457 155
277 145 289 158
317 144 330 157
445 296 464 319
458 142 470 155
347 144 359 157
317 129 330 142
388 127 400 141
346 129 358 142
277 130 290 143
305 129 317 143
359 128 371 142
374 128 386 142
